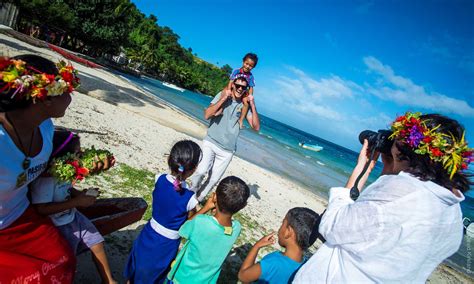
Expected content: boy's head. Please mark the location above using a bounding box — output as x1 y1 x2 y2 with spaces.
277 207 320 250
242 53 258 73
215 176 250 215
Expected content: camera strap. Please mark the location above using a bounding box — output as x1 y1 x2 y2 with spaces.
349 147 378 201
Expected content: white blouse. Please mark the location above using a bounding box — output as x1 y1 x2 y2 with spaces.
294 171 464 283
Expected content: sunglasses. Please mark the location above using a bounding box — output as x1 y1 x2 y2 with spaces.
234 83 248 90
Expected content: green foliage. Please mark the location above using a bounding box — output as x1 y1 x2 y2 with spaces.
13 0 231 96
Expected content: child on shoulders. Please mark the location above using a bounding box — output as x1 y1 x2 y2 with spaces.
225 53 258 129
124 140 202 284
238 207 320 284
167 176 251 284
30 129 116 283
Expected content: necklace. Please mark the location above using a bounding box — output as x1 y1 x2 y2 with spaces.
5 113 36 187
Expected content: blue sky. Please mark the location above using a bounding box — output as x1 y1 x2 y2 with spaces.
133 0 473 151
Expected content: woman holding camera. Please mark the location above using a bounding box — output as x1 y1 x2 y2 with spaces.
294 112 472 283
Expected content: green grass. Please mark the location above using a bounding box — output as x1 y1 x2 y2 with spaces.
80 163 155 220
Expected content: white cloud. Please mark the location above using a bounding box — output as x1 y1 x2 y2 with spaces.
257 57 473 150
363 56 474 117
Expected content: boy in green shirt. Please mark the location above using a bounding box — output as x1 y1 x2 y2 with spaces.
167 176 250 284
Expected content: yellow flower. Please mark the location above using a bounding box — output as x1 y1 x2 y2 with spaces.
2 71 17 83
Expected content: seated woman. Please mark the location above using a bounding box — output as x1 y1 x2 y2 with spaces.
294 112 472 283
0 55 79 283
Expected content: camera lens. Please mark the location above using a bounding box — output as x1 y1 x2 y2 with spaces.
358 130 393 154
359 130 377 145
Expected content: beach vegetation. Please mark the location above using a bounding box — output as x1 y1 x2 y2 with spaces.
8 0 231 96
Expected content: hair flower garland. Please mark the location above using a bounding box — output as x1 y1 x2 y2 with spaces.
0 57 79 103
49 147 115 184
390 112 473 179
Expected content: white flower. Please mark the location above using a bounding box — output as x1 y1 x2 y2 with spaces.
46 79 67 96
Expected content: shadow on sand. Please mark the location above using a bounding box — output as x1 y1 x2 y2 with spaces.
77 72 165 109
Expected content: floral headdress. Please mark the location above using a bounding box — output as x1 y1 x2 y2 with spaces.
389 112 473 179
0 57 80 103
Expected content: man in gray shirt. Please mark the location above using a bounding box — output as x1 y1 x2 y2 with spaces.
191 74 260 201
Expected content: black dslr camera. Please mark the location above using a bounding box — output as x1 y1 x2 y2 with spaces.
350 129 393 201
358 130 393 155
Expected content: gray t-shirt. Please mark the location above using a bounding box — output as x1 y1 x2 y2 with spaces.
204 92 243 152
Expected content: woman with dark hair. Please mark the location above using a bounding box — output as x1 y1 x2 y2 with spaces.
294 112 473 283
0 55 79 283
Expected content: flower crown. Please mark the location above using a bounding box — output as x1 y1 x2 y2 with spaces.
389 112 473 179
0 57 80 103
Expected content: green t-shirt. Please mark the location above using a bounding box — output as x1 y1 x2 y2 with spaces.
167 214 241 284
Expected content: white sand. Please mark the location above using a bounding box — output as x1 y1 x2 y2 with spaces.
0 32 470 283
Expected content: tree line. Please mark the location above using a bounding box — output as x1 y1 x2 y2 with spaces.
9 0 232 95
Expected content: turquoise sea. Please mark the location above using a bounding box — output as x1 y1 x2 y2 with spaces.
121 74 473 276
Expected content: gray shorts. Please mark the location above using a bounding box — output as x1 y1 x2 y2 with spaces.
57 211 104 255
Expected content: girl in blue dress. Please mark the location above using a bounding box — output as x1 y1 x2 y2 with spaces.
124 140 202 284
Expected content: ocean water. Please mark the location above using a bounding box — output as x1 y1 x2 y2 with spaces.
122 74 379 197
121 74 473 276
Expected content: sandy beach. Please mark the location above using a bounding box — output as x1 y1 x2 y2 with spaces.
0 32 471 283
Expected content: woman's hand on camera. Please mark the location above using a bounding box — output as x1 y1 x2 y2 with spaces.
346 139 380 190
356 139 380 169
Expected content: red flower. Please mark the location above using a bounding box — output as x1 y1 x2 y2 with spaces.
430 147 443 157
68 160 79 168
410 117 418 124
61 71 73 83
461 163 468 170
0 58 12 70
45 74 56 83
77 167 89 177
395 115 406 122
37 88 48 100
423 136 433 143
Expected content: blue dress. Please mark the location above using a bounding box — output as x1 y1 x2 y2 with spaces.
124 174 197 284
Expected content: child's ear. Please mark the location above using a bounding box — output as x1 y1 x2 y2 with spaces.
212 193 217 203
286 225 296 240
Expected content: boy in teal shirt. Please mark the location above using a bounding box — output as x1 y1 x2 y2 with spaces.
167 176 250 284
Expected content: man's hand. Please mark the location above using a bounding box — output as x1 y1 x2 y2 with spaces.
254 232 276 249
220 88 231 102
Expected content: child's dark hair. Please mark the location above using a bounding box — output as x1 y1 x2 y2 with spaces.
52 128 80 159
286 207 320 250
0 55 59 112
168 140 202 190
216 176 250 214
243 53 258 67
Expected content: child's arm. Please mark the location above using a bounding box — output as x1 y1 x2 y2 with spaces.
238 233 275 283
187 193 216 220
34 189 97 216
